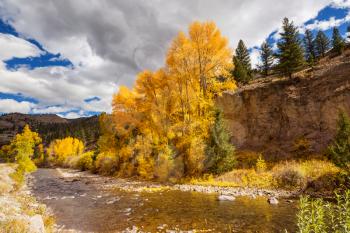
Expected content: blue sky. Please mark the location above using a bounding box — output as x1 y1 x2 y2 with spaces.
0 0 350 118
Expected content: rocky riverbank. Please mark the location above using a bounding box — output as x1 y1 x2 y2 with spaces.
0 163 55 233
57 168 297 202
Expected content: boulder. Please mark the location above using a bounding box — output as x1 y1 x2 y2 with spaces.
29 215 45 233
218 195 235 201
268 197 279 205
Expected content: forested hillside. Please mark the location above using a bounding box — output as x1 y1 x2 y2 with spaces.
0 113 99 148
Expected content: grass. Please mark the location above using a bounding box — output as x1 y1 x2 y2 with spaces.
188 159 342 191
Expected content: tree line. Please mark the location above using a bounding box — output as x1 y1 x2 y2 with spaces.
233 17 349 84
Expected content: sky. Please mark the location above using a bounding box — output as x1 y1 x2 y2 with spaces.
0 0 350 118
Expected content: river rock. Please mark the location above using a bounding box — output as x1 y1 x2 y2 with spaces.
29 215 45 233
218 195 235 201
268 197 279 205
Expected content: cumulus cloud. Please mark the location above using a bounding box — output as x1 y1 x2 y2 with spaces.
0 33 42 60
304 14 350 31
0 98 35 113
332 0 350 8
0 0 339 115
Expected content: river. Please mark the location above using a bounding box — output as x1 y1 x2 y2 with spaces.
29 168 298 233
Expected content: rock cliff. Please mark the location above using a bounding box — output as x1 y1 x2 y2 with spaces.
217 60 350 160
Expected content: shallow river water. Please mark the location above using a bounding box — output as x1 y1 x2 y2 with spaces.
30 168 298 233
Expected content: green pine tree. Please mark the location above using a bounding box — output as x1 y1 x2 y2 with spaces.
275 18 305 78
315 30 330 58
233 39 252 84
303 29 316 64
332 27 345 55
327 112 350 168
205 109 235 174
232 57 250 84
235 39 251 71
259 40 274 76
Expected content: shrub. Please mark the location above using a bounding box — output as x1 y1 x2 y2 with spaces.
95 152 119 175
327 111 350 168
255 154 267 173
272 160 340 190
274 167 306 190
297 190 350 232
9 165 25 190
0 219 28 233
76 151 94 171
235 151 261 169
215 169 274 188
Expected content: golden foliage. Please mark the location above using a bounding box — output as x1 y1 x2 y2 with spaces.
48 137 84 166
111 21 236 179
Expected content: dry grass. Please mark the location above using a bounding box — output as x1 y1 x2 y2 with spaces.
189 160 342 191
0 163 55 232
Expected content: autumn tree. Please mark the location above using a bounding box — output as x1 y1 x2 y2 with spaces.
332 27 345 55
4 125 42 187
315 30 330 58
111 21 236 179
259 40 274 76
11 125 42 173
303 29 316 65
275 18 305 78
48 137 84 165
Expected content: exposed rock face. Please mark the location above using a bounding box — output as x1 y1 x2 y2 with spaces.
217 62 350 160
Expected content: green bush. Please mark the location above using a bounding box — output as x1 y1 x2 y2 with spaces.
297 190 350 232
205 109 235 174
327 111 350 168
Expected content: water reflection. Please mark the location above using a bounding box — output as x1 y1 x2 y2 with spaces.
31 169 297 233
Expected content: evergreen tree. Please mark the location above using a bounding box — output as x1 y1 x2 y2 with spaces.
259 40 274 76
233 39 252 84
332 27 345 55
205 109 235 174
347 25 350 41
327 112 350 168
315 30 330 58
232 57 250 84
275 18 305 78
235 39 251 71
303 29 316 64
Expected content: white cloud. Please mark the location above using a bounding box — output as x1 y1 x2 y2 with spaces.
304 14 350 31
331 0 350 8
32 105 72 114
58 110 87 119
0 0 341 115
250 48 261 69
0 99 35 113
0 33 42 60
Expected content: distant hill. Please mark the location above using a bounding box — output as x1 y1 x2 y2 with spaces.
0 113 100 149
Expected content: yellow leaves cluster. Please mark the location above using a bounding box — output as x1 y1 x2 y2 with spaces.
48 137 84 165
111 21 236 179
11 125 42 173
